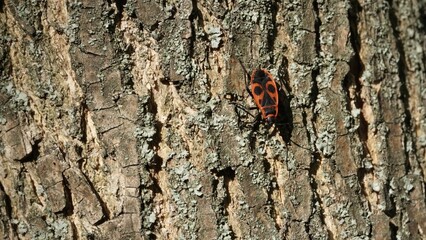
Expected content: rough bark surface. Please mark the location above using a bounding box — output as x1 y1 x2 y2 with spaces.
0 0 425 239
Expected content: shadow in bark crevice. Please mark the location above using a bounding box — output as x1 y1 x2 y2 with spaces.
0 182 12 218
104 0 126 33
19 138 42 163
57 173 74 217
263 159 281 232
387 0 414 174
383 180 397 218
212 167 235 210
211 167 236 239
389 221 398 240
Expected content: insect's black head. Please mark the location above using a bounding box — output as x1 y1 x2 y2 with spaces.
253 69 267 80
263 107 277 123
265 116 276 126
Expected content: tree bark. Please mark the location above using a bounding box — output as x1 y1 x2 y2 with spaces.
0 0 425 239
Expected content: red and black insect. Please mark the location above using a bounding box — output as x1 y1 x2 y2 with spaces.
248 68 280 124
227 61 308 149
234 60 287 126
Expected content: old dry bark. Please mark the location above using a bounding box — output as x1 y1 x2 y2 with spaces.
0 0 425 239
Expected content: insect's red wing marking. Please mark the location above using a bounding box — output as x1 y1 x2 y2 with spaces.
251 82 264 107
250 69 279 120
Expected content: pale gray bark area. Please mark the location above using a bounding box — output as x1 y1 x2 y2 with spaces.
0 0 425 239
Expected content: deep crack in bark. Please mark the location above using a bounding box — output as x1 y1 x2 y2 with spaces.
212 167 236 239
0 181 12 218
387 0 414 174
59 173 74 216
20 138 42 163
306 1 326 238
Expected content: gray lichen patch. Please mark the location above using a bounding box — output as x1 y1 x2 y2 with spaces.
205 24 223 49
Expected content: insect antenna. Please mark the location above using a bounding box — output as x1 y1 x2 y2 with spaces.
237 59 251 79
237 59 253 98
288 139 311 151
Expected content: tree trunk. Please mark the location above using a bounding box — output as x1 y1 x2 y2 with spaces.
0 0 425 239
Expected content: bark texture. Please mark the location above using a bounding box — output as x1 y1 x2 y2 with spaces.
0 0 425 239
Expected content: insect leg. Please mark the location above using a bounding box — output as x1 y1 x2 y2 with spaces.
231 102 258 119
288 139 311 151
277 76 292 99
251 112 262 125
274 122 311 151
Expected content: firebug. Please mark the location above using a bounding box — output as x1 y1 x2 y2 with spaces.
235 60 284 125
248 68 279 124
226 60 309 150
